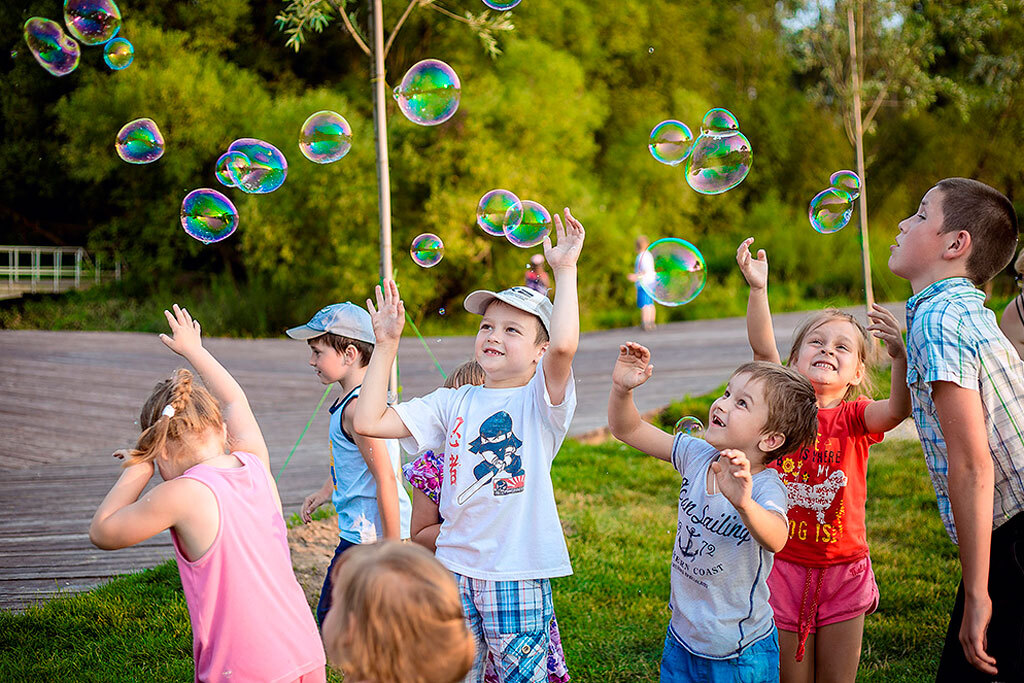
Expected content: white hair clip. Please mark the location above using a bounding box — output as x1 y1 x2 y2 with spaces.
162 404 176 418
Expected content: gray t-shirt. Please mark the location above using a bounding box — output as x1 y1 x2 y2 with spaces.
668 435 788 659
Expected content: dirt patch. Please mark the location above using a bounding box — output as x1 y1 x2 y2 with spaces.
288 515 339 609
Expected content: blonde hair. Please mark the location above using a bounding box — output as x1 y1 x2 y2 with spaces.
122 368 224 467
732 361 818 462
1015 248 1024 276
787 309 876 400
323 541 475 683
444 360 485 389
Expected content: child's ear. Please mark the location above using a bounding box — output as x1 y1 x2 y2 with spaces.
535 341 549 363
344 344 360 365
943 229 972 261
758 431 785 454
849 361 865 387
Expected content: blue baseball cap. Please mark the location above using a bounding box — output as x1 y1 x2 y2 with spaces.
286 302 376 344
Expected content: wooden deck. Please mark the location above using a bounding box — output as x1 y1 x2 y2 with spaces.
0 304 901 610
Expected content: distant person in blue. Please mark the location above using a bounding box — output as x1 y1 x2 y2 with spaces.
629 235 656 331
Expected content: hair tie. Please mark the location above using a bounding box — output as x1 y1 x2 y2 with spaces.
162 404 176 418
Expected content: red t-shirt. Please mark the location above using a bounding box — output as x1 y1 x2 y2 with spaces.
769 397 883 567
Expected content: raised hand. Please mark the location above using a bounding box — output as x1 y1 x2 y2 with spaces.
543 208 586 271
612 342 654 391
159 304 203 357
736 238 769 290
366 279 405 346
712 449 753 508
867 303 906 360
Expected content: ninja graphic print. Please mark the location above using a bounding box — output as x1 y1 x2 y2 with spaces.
456 411 525 504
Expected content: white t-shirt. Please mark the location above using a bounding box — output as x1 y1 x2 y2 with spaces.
393 362 576 580
668 435 788 659
636 250 656 288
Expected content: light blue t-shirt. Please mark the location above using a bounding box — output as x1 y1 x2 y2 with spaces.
667 434 788 659
329 386 411 543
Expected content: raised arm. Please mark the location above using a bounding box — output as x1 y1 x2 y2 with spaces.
542 208 585 404
353 280 412 439
736 238 782 364
864 303 912 433
607 342 675 461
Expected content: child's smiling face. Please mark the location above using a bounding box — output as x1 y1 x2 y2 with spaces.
792 318 865 398
474 301 547 386
704 372 774 461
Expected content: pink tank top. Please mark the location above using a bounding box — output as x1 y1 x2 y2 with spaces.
172 452 325 683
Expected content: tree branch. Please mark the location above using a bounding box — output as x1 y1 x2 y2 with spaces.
326 0 371 56
383 0 422 59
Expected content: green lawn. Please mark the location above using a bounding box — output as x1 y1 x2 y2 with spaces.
1 438 954 682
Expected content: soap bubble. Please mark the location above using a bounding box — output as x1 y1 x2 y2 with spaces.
439 308 446 315
298 111 352 164
808 188 854 234
23 17 80 77
482 0 522 9
685 130 753 195
393 59 461 126
410 233 444 268
673 416 705 438
648 47 654 54
700 108 740 137
180 189 238 244
102 36 132 70
115 118 164 164
829 169 861 201
215 151 249 188
639 238 707 306
64 0 122 46
648 120 694 167
226 138 287 194
504 200 551 248
477 189 523 236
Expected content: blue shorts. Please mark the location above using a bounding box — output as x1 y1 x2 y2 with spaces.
637 285 654 308
660 627 779 683
315 535 357 627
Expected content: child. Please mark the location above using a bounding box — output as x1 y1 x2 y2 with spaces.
736 238 911 681
286 302 412 627
354 208 585 683
403 359 571 683
320 540 476 683
608 343 818 682
525 254 551 294
888 177 1023 681
627 235 656 331
89 305 326 683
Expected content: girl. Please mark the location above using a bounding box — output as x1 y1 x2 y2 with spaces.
89 304 325 683
737 239 911 683
402 360 571 683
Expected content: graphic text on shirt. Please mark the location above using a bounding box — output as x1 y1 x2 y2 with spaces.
456 411 525 504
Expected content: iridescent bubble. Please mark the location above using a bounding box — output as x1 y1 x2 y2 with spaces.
639 238 707 306
808 188 854 234
482 0 522 9
829 169 861 201
393 59 461 126
673 416 705 439
684 131 753 195
439 308 446 315
648 120 694 167
298 110 352 164
23 17 80 77
504 200 551 248
102 36 132 70
64 0 122 46
410 233 444 268
180 189 238 244
215 151 249 188
700 108 740 137
477 189 523 237
226 138 287 194
115 118 164 164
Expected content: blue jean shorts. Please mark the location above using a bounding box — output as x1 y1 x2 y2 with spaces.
660 627 779 683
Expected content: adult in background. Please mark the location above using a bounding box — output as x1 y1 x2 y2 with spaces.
628 235 656 331
999 249 1024 360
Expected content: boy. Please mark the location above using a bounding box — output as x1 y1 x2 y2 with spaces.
888 177 1023 681
608 342 818 682
354 209 585 683
286 302 412 627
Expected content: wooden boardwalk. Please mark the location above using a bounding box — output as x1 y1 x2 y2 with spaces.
0 304 902 610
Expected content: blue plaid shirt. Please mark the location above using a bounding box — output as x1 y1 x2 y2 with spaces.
906 277 1024 544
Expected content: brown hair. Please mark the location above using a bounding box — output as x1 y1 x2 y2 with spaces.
309 333 374 367
444 360 486 389
123 368 224 467
935 178 1019 285
787 309 875 400
323 541 475 683
732 361 818 463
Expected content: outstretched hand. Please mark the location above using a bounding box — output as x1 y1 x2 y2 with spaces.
736 238 768 290
712 449 753 508
612 342 654 391
543 208 585 271
159 304 203 357
367 279 405 346
867 303 906 360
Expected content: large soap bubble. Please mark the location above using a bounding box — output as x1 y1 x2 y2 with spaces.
393 59 461 126
298 111 352 164
226 138 288 194
180 189 238 244
115 118 164 164
504 200 551 248
674 416 705 439
410 233 445 268
648 120 694 167
215 151 249 188
102 36 132 70
477 189 523 237
808 188 854 234
639 238 707 306
64 0 122 46
829 170 861 201
23 17 80 77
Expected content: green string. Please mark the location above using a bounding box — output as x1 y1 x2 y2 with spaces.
404 309 448 381
275 384 333 482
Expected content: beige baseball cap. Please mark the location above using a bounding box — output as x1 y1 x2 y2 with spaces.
285 302 376 343
463 286 552 334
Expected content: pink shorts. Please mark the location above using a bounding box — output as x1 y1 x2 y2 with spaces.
768 555 879 635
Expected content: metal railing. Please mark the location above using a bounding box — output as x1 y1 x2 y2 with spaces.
0 246 119 298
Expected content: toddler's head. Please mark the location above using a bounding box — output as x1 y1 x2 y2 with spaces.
322 541 475 683
444 360 485 389
788 309 874 401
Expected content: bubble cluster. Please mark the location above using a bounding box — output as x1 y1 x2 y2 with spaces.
23 17 80 77
673 416 705 439
214 152 248 188
639 238 707 306
504 200 551 248
393 59 461 126
64 0 122 46
298 111 352 164
684 108 753 195
115 118 164 164
481 0 522 9
226 138 287 194
477 189 523 237
102 36 132 70
649 120 694 167
808 188 855 234
410 233 445 268
180 189 238 244
829 169 861 200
